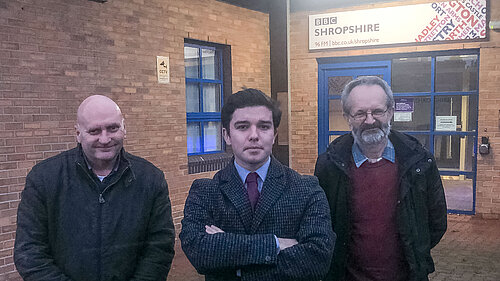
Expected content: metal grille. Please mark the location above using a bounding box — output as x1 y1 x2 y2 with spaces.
188 153 232 174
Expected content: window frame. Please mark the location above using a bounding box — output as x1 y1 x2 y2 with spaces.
185 42 224 156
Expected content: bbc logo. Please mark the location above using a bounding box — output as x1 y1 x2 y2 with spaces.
315 17 337 26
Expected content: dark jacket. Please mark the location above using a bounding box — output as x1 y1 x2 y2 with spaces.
314 130 447 281
180 157 335 281
14 146 175 281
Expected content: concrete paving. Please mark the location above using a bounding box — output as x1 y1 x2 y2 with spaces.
167 214 500 280
429 214 500 281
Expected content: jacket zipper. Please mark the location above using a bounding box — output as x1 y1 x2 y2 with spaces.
95 167 129 280
77 162 103 281
98 166 129 204
77 162 129 281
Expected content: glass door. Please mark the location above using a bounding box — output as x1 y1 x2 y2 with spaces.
318 50 479 214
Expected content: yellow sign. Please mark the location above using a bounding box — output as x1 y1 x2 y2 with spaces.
156 56 170 84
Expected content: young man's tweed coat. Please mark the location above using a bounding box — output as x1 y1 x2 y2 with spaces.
180 157 335 281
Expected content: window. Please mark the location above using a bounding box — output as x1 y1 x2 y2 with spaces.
185 40 232 174
185 43 223 155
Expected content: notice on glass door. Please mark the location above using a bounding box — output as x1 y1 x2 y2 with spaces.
394 112 412 122
435 116 457 131
394 98 414 122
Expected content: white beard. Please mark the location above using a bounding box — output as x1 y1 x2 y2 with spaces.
352 122 391 147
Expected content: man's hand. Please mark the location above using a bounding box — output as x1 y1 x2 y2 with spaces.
205 225 224 234
277 238 298 251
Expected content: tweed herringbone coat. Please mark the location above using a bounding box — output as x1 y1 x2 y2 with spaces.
180 157 335 281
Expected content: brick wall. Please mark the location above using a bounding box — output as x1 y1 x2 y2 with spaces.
0 0 269 278
289 0 500 218
476 0 500 218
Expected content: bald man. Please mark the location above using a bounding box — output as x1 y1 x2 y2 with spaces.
14 95 175 281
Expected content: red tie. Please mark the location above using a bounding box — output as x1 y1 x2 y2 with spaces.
246 172 260 210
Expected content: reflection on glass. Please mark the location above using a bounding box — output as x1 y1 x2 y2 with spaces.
328 76 352 96
329 134 341 144
187 123 201 154
329 99 349 131
392 96 430 131
203 84 221 112
392 57 431 93
184 46 199 79
436 55 478 92
186 83 200 112
442 175 473 211
204 122 222 152
434 95 477 132
202 49 219 80
434 135 474 172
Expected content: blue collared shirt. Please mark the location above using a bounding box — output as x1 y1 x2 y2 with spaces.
234 157 270 192
233 157 278 276
352 139 395 168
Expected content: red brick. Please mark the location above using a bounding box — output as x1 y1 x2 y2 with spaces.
3 124 22 131
0 194 17 203
24 138 41 145
0 148 15 154
0 164 16 171
6 155 25 162
0 179 16 188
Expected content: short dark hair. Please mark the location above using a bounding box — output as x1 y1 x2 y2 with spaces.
341 76 394 115
221 88 281 133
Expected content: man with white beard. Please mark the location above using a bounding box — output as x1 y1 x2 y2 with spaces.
314 76 447 281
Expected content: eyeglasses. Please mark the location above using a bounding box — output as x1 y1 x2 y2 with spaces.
349 108 390 121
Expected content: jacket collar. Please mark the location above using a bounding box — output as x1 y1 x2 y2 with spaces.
218 156 286 233
325 133 355 174
75 144 133 184
326 130 426 173
388 130 427 174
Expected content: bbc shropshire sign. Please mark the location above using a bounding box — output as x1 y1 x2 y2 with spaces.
309 0 487 50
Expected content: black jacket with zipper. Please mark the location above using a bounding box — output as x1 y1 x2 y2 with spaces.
14 145 175 281
314 130 447 281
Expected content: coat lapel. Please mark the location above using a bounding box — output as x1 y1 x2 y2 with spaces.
219 163 254 233
251 158 286 232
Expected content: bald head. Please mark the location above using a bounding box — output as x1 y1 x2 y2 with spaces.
77 95 123 126
76 95 126 173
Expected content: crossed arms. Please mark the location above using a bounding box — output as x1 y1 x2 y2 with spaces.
180 178 336 280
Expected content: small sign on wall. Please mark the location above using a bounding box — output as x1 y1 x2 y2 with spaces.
156 56 170 84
